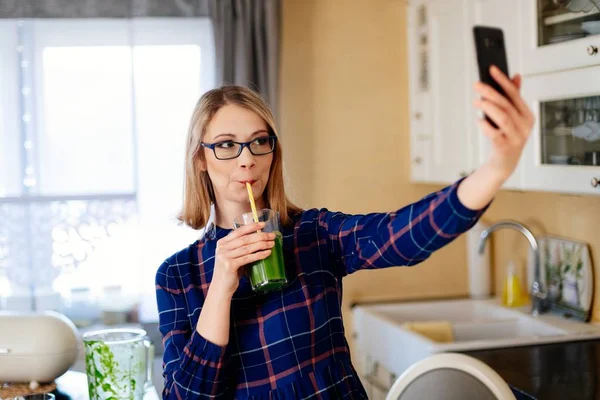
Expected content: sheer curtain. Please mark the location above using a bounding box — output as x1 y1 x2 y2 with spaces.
0 18 215 323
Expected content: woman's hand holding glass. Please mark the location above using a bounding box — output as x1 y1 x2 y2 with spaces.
211 222 276 297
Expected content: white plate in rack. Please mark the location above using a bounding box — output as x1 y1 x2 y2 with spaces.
548 32 587 43
582 20 600 34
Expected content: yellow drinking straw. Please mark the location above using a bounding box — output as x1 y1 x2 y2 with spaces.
246 182 261 227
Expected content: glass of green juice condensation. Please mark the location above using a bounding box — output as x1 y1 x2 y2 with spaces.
233 209 287 293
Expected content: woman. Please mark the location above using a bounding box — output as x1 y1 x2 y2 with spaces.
156 66 534 399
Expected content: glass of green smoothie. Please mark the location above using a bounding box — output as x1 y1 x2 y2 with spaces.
233 209 287 293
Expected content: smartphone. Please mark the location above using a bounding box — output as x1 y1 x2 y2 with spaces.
473 25 510 128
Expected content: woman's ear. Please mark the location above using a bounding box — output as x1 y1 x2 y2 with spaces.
197 157 207 172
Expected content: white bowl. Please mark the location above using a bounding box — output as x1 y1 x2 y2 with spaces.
549 154 569 164
582 21 600 35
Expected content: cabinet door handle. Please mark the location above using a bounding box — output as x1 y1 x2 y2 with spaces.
587 45 598 56
414 112 422 120
414 157 423 164
592 177 600 188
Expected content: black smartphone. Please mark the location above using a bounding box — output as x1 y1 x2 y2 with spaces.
473 25 510 128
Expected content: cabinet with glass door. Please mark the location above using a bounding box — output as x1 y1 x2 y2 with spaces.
522 65 600 194
521 0 600 75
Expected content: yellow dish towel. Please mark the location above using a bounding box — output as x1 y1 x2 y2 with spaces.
402 321 455 343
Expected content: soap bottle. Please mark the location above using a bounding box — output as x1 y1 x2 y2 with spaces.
502 260 527 307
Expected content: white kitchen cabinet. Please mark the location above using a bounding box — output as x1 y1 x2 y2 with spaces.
520 0 600 76
407 0 474 185
428 0 473 183
407 0 433 183
408 0 525 187
521 65 600 195
468 0 524 190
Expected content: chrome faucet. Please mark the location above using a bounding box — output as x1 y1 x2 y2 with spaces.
478 220 548 316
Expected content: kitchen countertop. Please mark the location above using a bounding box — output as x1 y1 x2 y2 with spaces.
21 342 600 399
463 339 600 400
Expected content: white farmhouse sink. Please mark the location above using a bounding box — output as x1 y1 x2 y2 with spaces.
353 298 600 377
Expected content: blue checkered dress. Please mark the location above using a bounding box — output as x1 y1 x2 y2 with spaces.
156 178 490 399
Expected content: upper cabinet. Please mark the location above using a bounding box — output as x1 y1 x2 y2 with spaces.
407 0 433 183
522 65 600 195
407 0 474 185
407 0 600 196
428 0 474 183
520 0 600 75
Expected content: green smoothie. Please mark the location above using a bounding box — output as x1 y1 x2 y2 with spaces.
248 232 287 292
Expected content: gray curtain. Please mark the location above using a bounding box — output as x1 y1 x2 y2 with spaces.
208 0 281 116
0 0 209 18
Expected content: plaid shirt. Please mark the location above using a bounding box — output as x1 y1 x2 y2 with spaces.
156 178 490 399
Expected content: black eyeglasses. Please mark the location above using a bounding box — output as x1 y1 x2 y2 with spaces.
200 135 277 160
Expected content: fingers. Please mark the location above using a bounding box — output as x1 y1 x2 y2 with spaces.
237 249 273 266
474 68 535 147
215 227 277 273
228 238 275 259
512 74 522 91
474 78 530 139
510 73 535 127
226 229 276 260
489 66 534 122
474 81 514 114
473 94 529 141
477 119 504 148
214 243 272 274
473 99 521 146
225 230 276 249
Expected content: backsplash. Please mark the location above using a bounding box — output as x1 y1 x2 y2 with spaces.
485 190 600 322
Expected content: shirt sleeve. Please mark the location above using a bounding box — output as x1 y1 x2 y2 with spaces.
318 177 492 277
156 260 231 399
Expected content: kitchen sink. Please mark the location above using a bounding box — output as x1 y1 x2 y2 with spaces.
353 298 600 377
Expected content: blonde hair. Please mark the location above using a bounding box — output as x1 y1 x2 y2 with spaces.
179 85 302 230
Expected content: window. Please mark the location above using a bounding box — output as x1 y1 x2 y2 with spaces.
0 18 214 319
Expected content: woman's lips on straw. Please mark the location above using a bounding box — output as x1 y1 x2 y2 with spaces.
240 180 257 185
